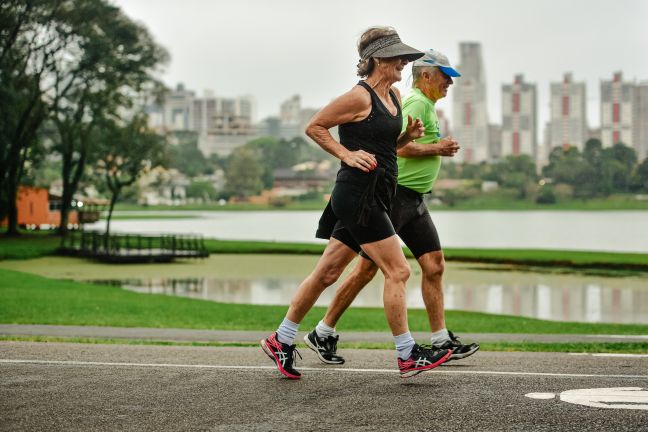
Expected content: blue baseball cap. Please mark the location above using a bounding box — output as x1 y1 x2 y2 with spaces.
413 49 461 77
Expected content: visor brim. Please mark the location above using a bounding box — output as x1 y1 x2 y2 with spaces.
373 42 424 61
439 66 461 77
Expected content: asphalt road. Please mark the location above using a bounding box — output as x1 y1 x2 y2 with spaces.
1 342 647 431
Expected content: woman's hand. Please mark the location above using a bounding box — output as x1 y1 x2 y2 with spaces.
342 149 378 172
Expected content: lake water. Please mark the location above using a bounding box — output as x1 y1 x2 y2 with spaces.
75 255 647 325
3 255 645 324
86 210 648 253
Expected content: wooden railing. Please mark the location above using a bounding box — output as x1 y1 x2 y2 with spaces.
59 231 209 263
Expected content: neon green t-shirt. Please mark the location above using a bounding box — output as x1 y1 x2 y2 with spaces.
397 88 441 193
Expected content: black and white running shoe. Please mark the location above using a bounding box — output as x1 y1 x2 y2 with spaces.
433 330 479 361
260 332 302 379
304 330 345 365
398 344 452 378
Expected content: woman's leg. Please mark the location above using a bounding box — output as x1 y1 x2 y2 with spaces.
261 237 359 379
360 235 411 336
285 237 359 324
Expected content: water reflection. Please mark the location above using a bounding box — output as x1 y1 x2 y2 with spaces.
101 263 648 324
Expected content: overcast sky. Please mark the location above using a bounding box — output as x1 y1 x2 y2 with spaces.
113 0 648 135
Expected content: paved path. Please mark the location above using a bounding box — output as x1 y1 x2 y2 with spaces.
1 342 647 431
2 324 647 344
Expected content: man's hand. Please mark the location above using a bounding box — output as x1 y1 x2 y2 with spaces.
436 136 460 156
404 115 425 141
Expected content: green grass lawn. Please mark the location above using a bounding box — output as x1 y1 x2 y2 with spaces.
0 233 62 260
433 193 648 211
109 214 201 220
2 335 646 355
111 194 648 212
2 234 647 272
1 268 647 336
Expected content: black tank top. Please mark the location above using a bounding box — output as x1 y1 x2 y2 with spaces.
337 81 402 179
334 81 402 225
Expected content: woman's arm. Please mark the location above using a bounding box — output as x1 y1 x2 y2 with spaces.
306 86 377 172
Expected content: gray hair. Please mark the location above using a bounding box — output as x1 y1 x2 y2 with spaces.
356 26 398 78
412 65 437 87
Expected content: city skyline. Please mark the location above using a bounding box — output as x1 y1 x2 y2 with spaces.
114 0 648 139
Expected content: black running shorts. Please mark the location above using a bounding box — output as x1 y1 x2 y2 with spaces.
360 185 441 260
316 181 396 253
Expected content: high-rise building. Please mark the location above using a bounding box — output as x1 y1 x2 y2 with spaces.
258 95 323 142
147 84 257 156
147 83 196 132
635 82 648 161
600 72 635 149
501 74 537 158
548 73 588 151
488 123 502 161
452 42 489 163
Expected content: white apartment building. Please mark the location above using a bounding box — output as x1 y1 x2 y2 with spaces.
600 72 635 149
147 83 257 156
452 42 490 163
635 82 648 160
501 74 537 159
548 73 588 151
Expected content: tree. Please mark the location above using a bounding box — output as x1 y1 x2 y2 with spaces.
0 0 61 234
602 143 637 193
186 180 217 202
224 147 263 198
0 0 167 236
244 136 280 188
95 115 164 237
492 155 537 199
632 158 648 192
165 132 212 177
47 0 168 235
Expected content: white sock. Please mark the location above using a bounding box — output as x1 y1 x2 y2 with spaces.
315 319 336 338
276 317 299 345
431 328 450 346
394 331 416 360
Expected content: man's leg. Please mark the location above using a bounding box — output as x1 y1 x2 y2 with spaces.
417 250 446 333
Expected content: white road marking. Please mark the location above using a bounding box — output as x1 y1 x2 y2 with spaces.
525 393 556 399
1 359 647 379
568 353 648 358
585 335 648 340
560 387 648 410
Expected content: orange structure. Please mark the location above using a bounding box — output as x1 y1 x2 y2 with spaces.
1 186 106 229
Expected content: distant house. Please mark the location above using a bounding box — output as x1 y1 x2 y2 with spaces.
0 186 107 230
272 160 335 196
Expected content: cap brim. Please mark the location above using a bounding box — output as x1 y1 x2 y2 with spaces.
439 66 461 77
373 42 424 61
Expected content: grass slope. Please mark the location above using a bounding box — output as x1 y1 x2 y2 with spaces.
1 268 647 336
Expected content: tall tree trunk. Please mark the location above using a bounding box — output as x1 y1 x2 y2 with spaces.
3 139 29 236
105 188 119 239
5 176 19 236
59 146 87 235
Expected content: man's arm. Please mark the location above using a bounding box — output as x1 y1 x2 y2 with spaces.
398 136 460 158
